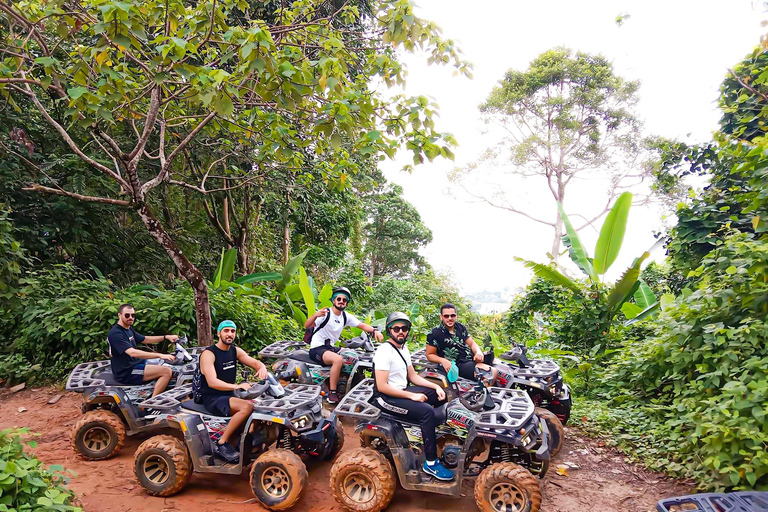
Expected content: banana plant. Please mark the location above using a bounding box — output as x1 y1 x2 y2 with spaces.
515 192 656 322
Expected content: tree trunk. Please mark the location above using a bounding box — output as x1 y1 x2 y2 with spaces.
551 212 563 263
282 190 291 265
135 202 213 346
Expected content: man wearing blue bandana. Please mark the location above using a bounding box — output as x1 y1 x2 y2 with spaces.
199 320 268 463
304 286 383 404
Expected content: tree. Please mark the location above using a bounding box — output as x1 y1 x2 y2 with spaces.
0 0 470 344
363 184 432 283
451 48 653 263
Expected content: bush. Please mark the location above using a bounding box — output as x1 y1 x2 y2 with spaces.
1 265 300 382
594 233 768 490
0 428 80 511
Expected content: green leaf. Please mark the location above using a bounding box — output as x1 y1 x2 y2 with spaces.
298 266 316 316
514 257 582 293
557 202 596 281
620 302 643 319
219 248 237 283
594 192 632 274
330 132 342 151
624 301 660 326
607 251 650 313
212 248 225 288
633 280 656 309
233 272 282 284
213 95 234 117
276 249 309 292
67 87 88 100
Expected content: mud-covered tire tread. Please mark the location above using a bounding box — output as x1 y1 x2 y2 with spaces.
324 425 345 460
71 409 126 460
330 447 396 512
475 462 542 512
133 435 192 497
534 407 565 458
250 449 308 511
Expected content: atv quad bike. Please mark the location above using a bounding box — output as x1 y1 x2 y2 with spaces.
411 350 565 457
656 491 768 512
133 374 339 510
65 335 201 460
259 331 378 397
412 344 572 425
330 378 550 512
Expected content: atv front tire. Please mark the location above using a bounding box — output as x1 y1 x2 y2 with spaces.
71 409 126 460
134 435 192 496
250 449 308 510
475 462 541 512
330 448 396 512
324 425 345 460
534 407 565 458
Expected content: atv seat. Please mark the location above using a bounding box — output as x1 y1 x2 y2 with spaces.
180 399 228 418
93 370 154 387
288 350 321 366
374 400 448 426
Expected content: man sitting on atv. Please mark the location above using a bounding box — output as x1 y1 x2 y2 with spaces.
107 303 180 397
304 286 383 404
199 320 269 464
426 303 497 383
372 312 454 481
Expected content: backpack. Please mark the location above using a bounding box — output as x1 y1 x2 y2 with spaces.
303 310 347 344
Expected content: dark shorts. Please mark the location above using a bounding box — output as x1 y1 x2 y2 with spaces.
457 360 477 380
204 393 234 417
121 362 147 385
309 345 340 365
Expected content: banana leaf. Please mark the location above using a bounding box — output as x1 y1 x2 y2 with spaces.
514 257 582 293
607 251 650 312
298 267 316 317
234 271 282 285
318 284 333 308
633 280 656 310
624 301 660 326
276 249 309 292
213 248 238 288
594 192 632 274
621 302 644 319
557 202 597 282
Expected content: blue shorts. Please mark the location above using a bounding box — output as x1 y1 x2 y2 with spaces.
204 393 234 417
123 363 147 385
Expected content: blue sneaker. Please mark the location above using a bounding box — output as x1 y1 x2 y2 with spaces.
422 460 454 481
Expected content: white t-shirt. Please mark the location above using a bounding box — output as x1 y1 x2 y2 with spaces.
309 310 360 349
373 342 412 391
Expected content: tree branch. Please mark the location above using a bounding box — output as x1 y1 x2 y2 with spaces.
23 184 131 206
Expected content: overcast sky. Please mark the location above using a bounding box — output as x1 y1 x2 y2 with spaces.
379 0 766 295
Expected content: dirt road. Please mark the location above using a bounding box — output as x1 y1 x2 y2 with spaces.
0 387 694 511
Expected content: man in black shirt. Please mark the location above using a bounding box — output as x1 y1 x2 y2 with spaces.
107 304 179 397
200 320 268 463
426 303 496 382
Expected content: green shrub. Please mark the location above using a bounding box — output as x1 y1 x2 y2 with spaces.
0 428 80 511
1 265 300 382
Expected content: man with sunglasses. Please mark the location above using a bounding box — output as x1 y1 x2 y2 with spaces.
304 287 383 404
107 303 179 397
426 303 496 382
373 312 453 481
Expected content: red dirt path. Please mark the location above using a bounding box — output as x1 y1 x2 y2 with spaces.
0 387 694 512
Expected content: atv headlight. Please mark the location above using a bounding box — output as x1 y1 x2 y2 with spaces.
549 384 558 395
521 434 531 446
291 415 311 431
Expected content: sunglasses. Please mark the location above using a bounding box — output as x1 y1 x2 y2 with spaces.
442 314 457 319
123 313 135 318
335 297 348 303
390 326 410 333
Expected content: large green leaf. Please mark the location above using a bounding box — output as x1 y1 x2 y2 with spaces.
298 266 316 316
514 257 581 293
318 284 333 308
276 249 309 292
621 302 644 319
557 202 596 281
624 301 660 326
633 280 656 310
594 192 632 274
220 248 237 283
607 251 650 313
234 272 282 285
212 248 225 287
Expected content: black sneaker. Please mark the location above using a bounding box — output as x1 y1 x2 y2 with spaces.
326 390 341 405
213 441 240 464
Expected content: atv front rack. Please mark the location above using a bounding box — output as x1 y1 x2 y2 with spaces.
250 383 321 412
66 360 111 391
139 385 193 410
334 379 381 419
410 348 432 370
258 340 306 360
656 492 768 512
475 388 534 430
506 359 561 380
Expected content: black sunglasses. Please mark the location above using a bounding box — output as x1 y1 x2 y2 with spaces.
123 313 135 318
390 326 410 333
442 314 457 318
335 297 348 303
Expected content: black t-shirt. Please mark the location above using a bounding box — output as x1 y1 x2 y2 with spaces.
201 344 238 401
107 324 146 382
426 322 472 363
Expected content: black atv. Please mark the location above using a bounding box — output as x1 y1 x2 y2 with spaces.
132 374 339 510
329 378 550 512
657 491 768 512
65 335 201 460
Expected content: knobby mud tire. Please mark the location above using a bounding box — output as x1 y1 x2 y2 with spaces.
250 449 308 510
535 407 565 458
133 435 192 496
71 409 126 460
475 462 542 512
330 447 396 512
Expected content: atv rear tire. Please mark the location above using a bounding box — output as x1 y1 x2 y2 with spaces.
250 449 308 510
330 447 395 512
324 425 345 460
134 435 192 496
71 409 126 460
475 462 541 512
534 407 564 458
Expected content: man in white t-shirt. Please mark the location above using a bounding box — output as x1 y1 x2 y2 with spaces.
304 287 383 404
372 312 454 482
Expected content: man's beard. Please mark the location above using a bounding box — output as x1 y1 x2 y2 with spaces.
335 304 347 311
221 337 235 345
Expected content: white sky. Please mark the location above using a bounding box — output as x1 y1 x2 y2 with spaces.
380 0 766 295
